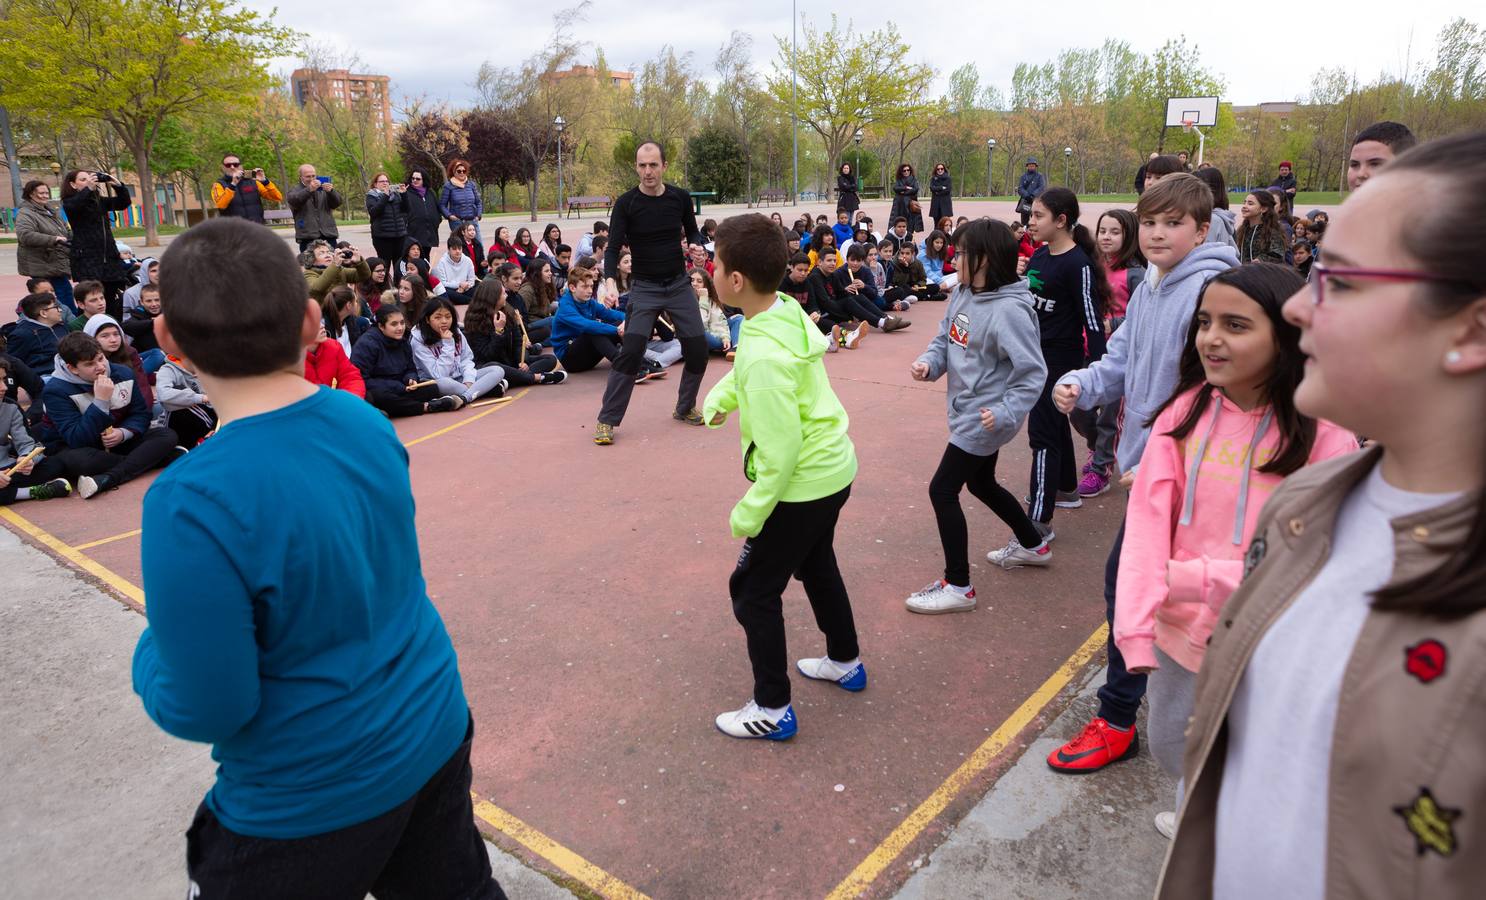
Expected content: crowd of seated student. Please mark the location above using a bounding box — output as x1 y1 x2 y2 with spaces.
464 279 566 386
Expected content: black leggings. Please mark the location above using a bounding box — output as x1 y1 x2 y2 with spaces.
484 355 557 386
367 384 442 418
822 292 886 327
929 443 1043 587
559 333 621 373
0 454 70 504
372 236 406 267
1026 350 1081 524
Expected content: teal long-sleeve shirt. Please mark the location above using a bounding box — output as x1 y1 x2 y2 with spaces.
131 387 469 838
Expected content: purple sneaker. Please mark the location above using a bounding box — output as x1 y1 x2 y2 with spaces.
1078 468 1111 498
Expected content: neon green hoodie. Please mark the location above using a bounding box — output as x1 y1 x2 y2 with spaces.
702 294 858 538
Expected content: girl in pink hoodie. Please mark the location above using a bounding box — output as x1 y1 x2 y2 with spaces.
1115 263 1357 838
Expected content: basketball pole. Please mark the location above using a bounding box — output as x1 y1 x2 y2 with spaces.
1185 121 1206 168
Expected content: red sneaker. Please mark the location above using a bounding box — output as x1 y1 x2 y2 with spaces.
1046 717 1139 773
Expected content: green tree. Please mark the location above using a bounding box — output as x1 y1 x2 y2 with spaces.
0 0 299 245
686 126 746 201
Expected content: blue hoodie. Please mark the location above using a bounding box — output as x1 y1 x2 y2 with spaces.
549 289 625 358
1057 242 1239 473
37 358 150 450
832 222 854 247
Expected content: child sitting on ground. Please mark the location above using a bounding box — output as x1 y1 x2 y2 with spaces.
85 315 156 414
409 296 508 407
463 279 565 386
549 266 634 376
702 212 864 742
154 353 219 447
0 357 72 504
123 283 167 372
304 324 366 398
67 281 108 332
694 269 741 358
351 305 460 417
430 236 477 305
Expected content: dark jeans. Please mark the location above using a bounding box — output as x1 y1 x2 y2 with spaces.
441 287 473 306
730 484 858 709
598 274 708 425
484 354 556 386
66 426 178 486
185 718 504 900
1026 349 1081 524
929 443 1044 587
822 291 886 327
367 384 441 418
560 333 621 373
0 454 70 504
1097 519 1146 729
370 236 404 264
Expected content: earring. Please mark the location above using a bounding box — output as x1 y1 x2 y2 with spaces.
1445 350 1463 365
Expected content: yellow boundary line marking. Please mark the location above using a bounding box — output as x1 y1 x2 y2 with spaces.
825 623 1109 900
1 507 146 606
472 795 650 899
403 387 528 448
74 528 143 550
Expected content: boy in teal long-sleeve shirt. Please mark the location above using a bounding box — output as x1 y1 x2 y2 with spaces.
131 218 504 898
702 213 863 742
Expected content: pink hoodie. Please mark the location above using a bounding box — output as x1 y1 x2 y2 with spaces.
1114 386 1358 672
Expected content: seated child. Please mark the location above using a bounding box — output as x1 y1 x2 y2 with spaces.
9 292 69 373
123 283 167 372
304 327 366 398
85 315 156 413
430 236 477 305
549 267 641 376
350 306 461 417
693 270 742 357
122 258 159 312
154 354 220 447
67 281 108 332
409 297 508 406
888 242 945 302
0 357 72 504
463 279 564 386
37 332 179 499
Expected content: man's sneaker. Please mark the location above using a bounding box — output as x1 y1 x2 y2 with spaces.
593 422 615 445
905 580 976 615
77 473 116 500
1025 490 1083 509
28 478 72 501
673 407 704 426
169 445 191 462
542 370 568 385
986 538 1052 569
797 657 867 692
1154 811 1177 840
1078 468 1111 498
882 315 911 332
426 396 459 413
843 322 867 349
715 700 797 741
1046 717 1139 773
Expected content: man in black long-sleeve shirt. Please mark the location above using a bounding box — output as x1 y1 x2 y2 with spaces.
594 141 709 445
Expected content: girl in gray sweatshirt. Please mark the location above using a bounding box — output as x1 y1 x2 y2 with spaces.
906 219 1050 616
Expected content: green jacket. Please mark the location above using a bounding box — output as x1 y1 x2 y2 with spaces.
703 294 857 538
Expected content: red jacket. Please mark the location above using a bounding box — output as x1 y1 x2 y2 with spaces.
304 339 366 398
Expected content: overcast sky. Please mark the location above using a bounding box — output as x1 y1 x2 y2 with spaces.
247 2 1478 112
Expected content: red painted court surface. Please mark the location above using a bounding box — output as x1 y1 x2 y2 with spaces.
5 303 1122 898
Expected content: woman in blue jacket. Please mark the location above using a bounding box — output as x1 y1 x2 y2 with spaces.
439 158 482 247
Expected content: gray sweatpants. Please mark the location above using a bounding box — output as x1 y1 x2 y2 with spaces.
1150 645 1196 806
433 367 505 403
598 274 708 426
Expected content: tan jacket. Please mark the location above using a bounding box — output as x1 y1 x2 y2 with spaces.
1158 446 1484 899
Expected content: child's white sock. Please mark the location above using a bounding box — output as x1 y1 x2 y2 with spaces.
760 703 790 719
877 317 887 328
946 581 974 596
11 490 33 502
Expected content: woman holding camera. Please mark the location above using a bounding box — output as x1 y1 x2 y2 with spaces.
61 170 131 321
301 240 372 302
366 172 410 264
15 180 77 316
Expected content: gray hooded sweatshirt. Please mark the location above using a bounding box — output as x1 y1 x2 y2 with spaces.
0 401 39 468
1205 208 1237 249
916 281 1047 456
1058 242 1239 473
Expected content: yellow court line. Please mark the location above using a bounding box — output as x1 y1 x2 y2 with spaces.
472 795 651 900
0 508 146 606
403 387 529 448
73 528 143 550
825 623 1110 900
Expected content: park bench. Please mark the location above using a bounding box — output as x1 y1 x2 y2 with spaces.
756 189 788 206
566 195 612 218
263 209 294 226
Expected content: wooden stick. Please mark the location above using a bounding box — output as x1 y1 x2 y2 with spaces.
408 379 437 390
3 447 43 477
468 395 515 409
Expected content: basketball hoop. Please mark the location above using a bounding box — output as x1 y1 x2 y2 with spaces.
1182 114 1198 132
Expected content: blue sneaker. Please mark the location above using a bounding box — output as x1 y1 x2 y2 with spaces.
715 700 797 741
797 657 867 692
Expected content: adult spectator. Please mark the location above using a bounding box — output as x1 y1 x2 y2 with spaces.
301 241 372 302
1016 158 1046 227
836 163 859 217
402 169 441 258
1347 121 1416 191
61 170 131 321
15 180 77 316
576 221 608 259
439 158 482 246
210 153 282 224
891 164 923 236
1270 160 1298 201
365 172 410 264
1134 151 1159 194
286 164 343 252
929 163 953 222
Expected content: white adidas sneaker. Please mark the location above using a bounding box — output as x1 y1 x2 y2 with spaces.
714 699 797 741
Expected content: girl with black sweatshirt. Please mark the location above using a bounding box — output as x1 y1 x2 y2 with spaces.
1021 188 1109 533
463 279 565 386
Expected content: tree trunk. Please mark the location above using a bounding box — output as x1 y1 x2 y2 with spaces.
273 146 287 198
0 107 22 211
194 177 207 224
528 171 540 222
131 143 159 247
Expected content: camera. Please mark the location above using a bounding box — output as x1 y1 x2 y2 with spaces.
94 172 111 182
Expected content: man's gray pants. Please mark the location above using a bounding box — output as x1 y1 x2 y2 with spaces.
598 274 709 426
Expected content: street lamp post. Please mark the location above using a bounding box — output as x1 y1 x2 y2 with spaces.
791 0 798 204
853 128 864 195
1063 146 1072 187
986 138 996 197
554 115 567 214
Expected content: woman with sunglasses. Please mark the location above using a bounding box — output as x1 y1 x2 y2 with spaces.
1159 131 1486 898
439 158 482 247
402 170 441 259
929 162 953 223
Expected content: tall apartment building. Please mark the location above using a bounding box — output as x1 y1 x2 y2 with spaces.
290 68 395 140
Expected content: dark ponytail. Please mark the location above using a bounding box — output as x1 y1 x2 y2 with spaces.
1036 187 1112 318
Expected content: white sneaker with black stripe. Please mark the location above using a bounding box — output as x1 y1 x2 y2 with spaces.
715 699 797 741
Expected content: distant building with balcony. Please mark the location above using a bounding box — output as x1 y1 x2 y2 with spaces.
290 68 395 140
540 65 634 89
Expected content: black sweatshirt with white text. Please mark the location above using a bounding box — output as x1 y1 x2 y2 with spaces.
1024 244 1106 360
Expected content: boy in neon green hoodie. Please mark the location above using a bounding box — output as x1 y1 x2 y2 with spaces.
702 213 863 741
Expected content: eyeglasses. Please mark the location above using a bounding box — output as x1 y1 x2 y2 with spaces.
1309 264 1471 307
224 162 242 168
411 175 423 180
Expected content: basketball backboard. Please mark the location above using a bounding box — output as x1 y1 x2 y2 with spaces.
1165 96 1219 128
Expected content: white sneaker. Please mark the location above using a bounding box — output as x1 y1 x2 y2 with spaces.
715 699 796 741
77 475 102 500
797 656 867 691
905 580 977 615
843 322 867 349
1154 811 1176 840
986 539 1052 569
827 324 840 352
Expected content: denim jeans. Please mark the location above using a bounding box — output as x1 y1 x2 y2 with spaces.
705 316 744 353
48 277 78 316
139 348 167 374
